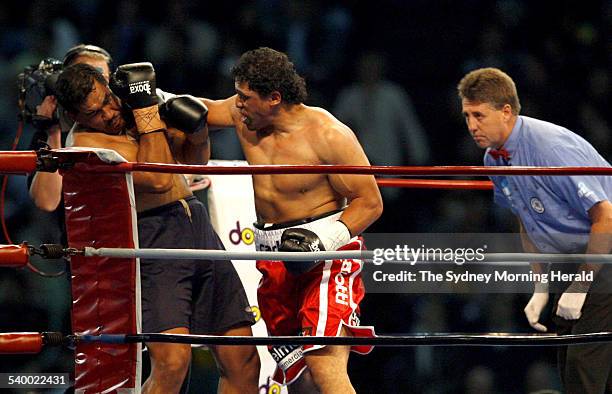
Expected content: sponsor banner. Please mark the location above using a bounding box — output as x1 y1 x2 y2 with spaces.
206 160 284 392
362 233 611 293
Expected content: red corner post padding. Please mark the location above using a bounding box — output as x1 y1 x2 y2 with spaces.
0 244 29 268
0 151 38 175
0 333 43 354
62 153 140 393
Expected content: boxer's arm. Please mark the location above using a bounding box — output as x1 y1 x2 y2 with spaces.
321 124 383 236
165 126 210 165
111 63 175 192
72 131 174 193
136 131 175 192
200 96 236 128
156 94 210 164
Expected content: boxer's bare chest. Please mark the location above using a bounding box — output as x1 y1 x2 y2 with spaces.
235 123 327 196
231 114 342 221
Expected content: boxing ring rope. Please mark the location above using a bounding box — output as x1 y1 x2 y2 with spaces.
5 150 612 176
2 149 612 391
376 178 493 190
62 162 612 176
73 331 612 347
3 243 612 266
2 331 612 355
84 248 612 264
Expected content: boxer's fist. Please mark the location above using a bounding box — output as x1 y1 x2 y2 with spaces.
110 63 157 110
280 228 325 253
156 88 177 102
159 95 208 134
279 228 325 275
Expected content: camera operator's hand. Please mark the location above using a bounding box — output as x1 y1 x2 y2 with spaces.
33 95 60 134
35 96 61 144
36 96 57 119
30 94 62 212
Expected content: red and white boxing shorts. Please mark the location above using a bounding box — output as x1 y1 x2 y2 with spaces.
254 210 375 385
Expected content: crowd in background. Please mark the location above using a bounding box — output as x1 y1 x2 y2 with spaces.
0 0 610 392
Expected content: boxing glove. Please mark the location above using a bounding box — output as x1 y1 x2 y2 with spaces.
159 95 208 134
110 62 164 134
156 88 177 102
280 228 326 253
279 228 325 275
110 63 158 109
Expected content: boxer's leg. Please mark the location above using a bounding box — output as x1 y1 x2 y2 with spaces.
303 326 354 394
142 327 191 394
211 325 260 394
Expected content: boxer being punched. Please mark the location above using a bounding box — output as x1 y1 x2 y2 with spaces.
55 63 260 394
201 48 383 393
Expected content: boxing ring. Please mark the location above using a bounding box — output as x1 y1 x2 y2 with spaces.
0 148 611 393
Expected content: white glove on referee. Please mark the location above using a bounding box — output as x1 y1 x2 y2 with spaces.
556 292 587 320
524 281 549 332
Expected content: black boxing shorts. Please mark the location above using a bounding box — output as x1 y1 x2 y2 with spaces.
138 196 254 334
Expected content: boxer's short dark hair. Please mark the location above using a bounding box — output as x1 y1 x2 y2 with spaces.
56 63 107 114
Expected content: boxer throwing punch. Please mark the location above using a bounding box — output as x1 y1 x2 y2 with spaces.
201 47 383 393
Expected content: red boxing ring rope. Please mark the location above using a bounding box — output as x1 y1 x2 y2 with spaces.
377 178 493 190
75 162 612 176
0 151 38 175
2 150 612 177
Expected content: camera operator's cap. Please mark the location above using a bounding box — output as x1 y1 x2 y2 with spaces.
63 44 113 67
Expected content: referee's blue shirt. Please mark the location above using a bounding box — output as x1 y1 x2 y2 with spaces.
485 115 612 253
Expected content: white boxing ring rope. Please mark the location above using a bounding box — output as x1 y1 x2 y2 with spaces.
83 247 612 264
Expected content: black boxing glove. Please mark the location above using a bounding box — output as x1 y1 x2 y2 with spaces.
156 88 177 102
280 228 326 253
159 95 208 134
281 221 351 252
279 221 351 275
110 62 164 134
279 228 325 275
110 63 158 109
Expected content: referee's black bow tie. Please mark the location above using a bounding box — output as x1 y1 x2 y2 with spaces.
488 147 510 161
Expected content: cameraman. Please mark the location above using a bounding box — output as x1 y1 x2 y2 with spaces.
27 45 112 242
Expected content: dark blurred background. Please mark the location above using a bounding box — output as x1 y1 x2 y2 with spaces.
0 0 610 393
